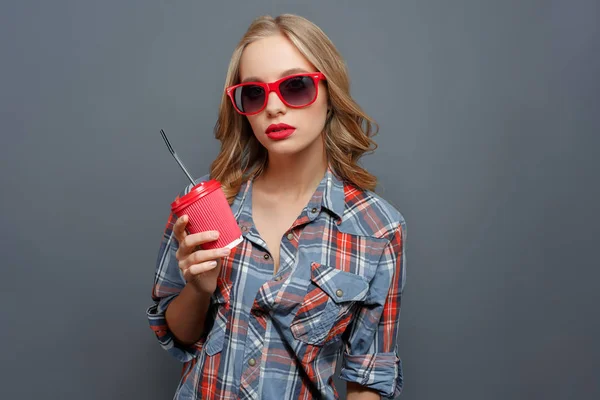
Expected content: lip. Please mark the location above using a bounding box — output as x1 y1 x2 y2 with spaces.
265 123 296 140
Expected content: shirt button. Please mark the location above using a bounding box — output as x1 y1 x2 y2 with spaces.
336 289 343 297
241 226 248 232
248 358 256 366
263 253 270 260
274 276 282 281
286 233 294 240
311 207 318 213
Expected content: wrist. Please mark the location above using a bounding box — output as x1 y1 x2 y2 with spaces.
186 281 216 297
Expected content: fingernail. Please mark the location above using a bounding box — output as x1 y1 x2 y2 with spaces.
207 261 217 267
219 248 230 256
211 231 220 239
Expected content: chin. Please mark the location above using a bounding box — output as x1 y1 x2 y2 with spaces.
265 143 305 156
263 138 311 156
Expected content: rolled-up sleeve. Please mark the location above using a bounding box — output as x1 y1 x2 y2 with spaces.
146 185 203 363
339 220 407 399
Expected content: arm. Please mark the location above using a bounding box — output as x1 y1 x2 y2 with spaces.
164 282 213 346
339 220 407 399
147 204 217 361
347 381 381 399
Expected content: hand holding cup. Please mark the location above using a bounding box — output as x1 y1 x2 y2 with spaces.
173 215 231 294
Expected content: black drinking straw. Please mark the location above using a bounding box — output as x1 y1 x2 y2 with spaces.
160 129 196 186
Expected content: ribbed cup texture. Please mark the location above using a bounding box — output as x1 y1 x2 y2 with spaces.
176 188 242 250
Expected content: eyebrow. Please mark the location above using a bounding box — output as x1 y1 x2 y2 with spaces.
241 68 311 83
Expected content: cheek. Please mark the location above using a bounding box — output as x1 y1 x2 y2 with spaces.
308 95 328 124
313 88 329 119
246 116 262 134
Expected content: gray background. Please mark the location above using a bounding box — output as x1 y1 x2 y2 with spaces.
1 0 598 399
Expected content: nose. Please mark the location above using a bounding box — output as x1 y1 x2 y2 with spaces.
264 90 286 117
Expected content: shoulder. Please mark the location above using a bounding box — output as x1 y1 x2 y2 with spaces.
340 183 407 241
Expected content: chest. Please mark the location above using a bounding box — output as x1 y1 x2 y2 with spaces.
251 198 307 273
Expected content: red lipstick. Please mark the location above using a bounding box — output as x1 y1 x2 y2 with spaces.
265 123 296 140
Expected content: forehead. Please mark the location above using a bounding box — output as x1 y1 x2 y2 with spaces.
239 34 316 82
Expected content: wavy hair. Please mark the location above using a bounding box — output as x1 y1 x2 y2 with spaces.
210 14 379 204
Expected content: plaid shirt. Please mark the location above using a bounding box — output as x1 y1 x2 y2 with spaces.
147 167 407 399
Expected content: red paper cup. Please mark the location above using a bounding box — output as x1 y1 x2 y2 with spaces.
170 179 243 250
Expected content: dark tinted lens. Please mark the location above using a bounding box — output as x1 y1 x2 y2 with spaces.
234 84 265 113
279 76 316 106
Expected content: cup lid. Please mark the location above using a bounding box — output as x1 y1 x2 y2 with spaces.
171 179 221 213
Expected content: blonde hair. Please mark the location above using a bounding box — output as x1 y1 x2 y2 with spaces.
210 14 379 204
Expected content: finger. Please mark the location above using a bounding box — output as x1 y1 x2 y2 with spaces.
180 259 219 281
181 246 230 270
175 223 219 261
181 231 220 253
173 215 188 243
174 216 189 261
188 260 219 275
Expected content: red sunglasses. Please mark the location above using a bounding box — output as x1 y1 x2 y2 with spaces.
226 72 327 116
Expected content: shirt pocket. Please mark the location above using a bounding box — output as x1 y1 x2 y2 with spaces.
291 262 369 346
204 326 225 356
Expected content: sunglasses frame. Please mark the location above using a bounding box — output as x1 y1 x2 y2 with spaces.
226 72 327 116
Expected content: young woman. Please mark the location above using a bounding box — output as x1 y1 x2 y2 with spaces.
147 14 407 400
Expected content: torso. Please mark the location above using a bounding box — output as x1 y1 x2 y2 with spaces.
158 170 406 399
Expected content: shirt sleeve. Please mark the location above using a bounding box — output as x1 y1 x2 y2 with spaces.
146 186 203 363
339 220 407 399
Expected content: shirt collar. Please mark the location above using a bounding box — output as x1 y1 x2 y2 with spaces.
231 165 345 223
320 166 345 221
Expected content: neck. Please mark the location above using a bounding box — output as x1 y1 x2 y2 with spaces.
255 137 328 199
